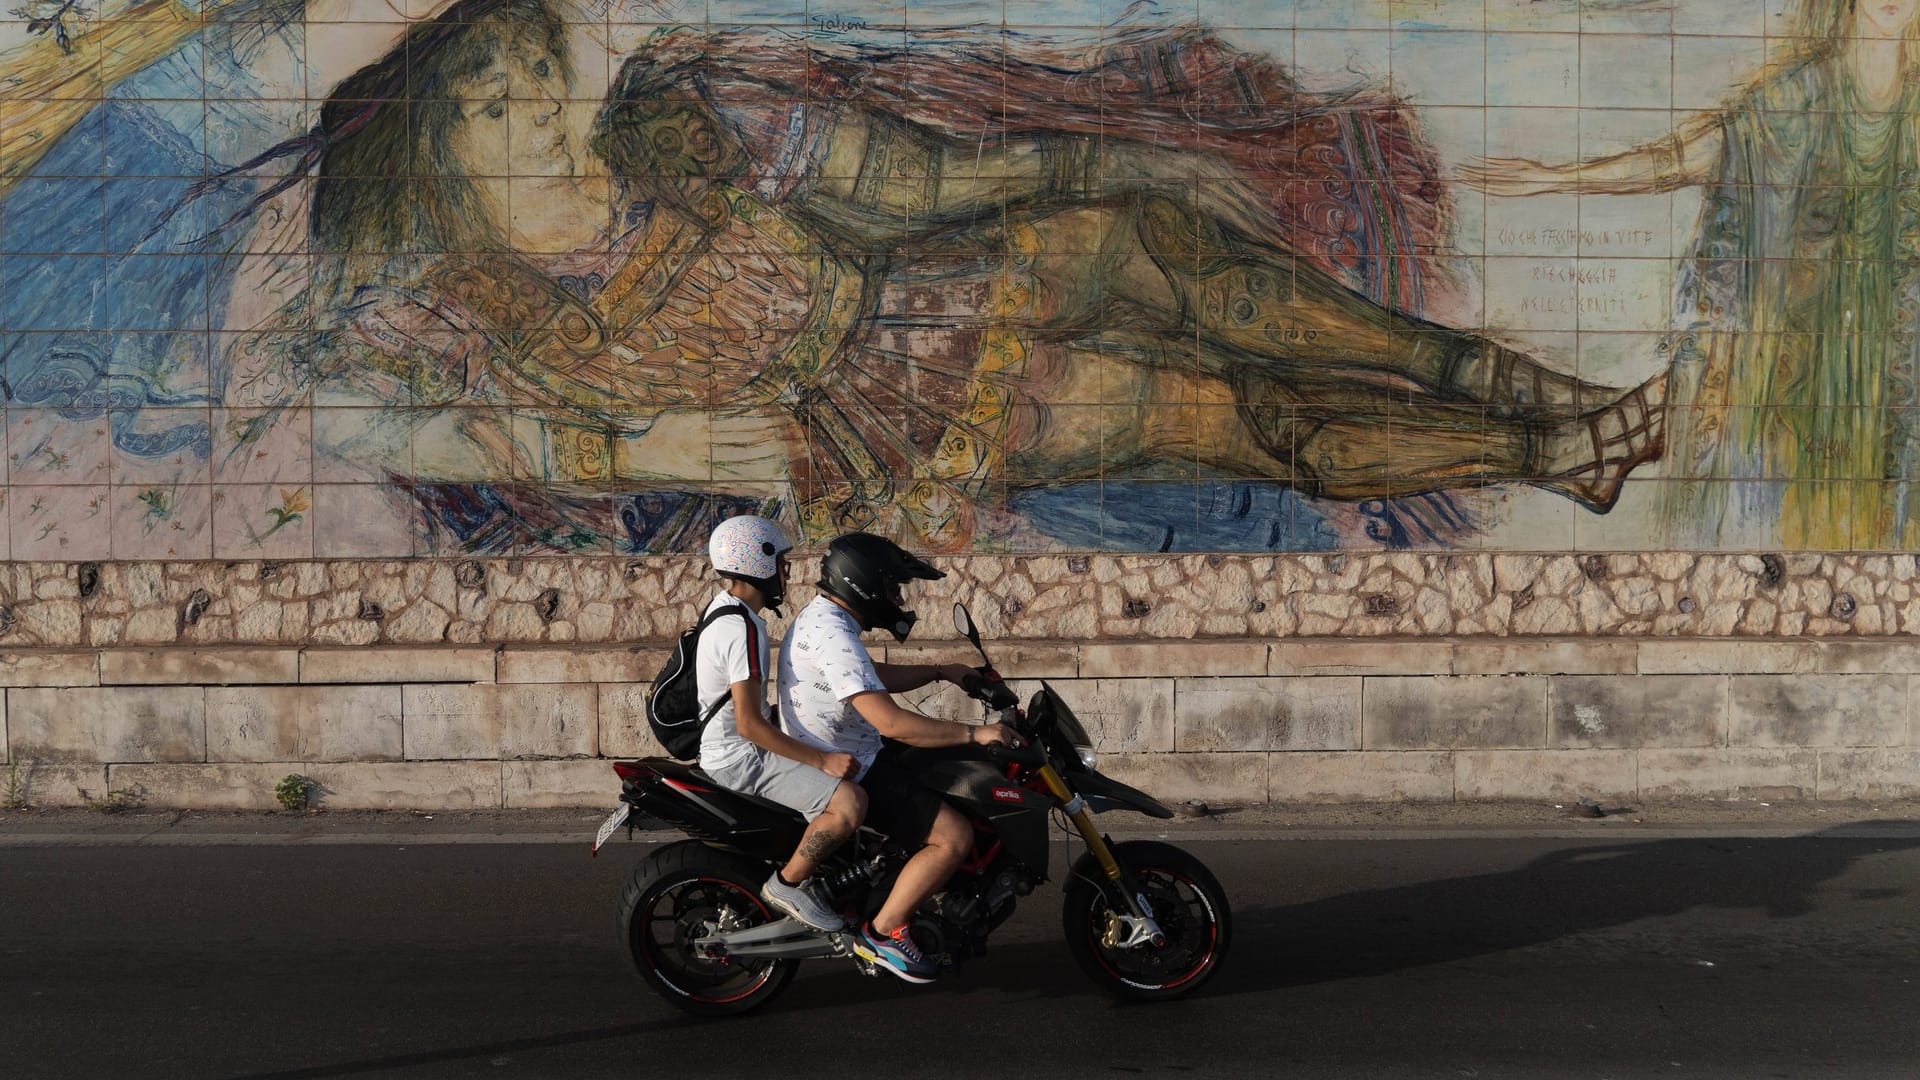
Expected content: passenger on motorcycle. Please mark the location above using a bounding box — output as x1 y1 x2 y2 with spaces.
696 515 869 933
776 531 1024 983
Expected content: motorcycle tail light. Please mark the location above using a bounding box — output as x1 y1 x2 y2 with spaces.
611 761 655 782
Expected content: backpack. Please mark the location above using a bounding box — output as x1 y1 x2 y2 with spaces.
646 605 749 760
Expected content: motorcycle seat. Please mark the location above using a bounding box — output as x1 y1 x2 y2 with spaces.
636 756 810 824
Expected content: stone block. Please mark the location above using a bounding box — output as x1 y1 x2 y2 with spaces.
1080 642 1266 679
1637 749 1817 800
898 678 986 723
1453 641 1637 676
1548 676 1725 749
108 763 295 810
8 687 206 764
1061 679 1174 753
1809 641 1920 674
1097 752 1267 805
101 648 299 686
598 684 666 759
504 759 620 808
1817 750 1920 800
1173 677 1360 752
1268 751 1454 803
400 684 499 760
884 642 1079 678
1728 675 1906 747
1636 640 1812 675
302 647 496 685
401 684 596 760
1271 641 1452 676
1363 676 1548 750
306 762 502 810
0 652 98 687
497 647 659 685
1454 750 1638 801
206 685 403 762
0 762 105 807
501 685 598 759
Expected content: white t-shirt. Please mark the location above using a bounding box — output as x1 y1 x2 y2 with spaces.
695 593 772 772
778 596 887 779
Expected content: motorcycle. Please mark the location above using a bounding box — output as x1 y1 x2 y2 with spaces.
591 602 1231 1015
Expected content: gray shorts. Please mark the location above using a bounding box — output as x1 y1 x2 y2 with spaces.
702 747 839 822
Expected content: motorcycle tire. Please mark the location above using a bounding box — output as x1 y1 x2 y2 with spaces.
619 839 798 1016
1062 840 1231 1001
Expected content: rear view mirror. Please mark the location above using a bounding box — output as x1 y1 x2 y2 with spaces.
952 602 988 665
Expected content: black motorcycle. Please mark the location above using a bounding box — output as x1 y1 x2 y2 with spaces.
592 602 1231 1015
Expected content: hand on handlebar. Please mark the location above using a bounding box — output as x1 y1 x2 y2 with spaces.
967 722 1023 750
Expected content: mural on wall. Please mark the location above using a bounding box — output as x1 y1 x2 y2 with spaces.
0 0 1902 556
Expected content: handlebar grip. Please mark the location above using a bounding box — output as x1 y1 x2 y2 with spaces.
960 672 1020 710
985 741 1048 767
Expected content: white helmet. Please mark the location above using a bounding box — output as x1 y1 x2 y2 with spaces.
708 515 794 611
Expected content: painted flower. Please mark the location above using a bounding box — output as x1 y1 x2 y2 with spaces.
137 487 173 534
262 486 309 537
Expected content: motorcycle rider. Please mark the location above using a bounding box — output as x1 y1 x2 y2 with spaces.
696 515 869 932
776 531 1024 982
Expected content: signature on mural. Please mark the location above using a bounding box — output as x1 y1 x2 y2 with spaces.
808 13 867 33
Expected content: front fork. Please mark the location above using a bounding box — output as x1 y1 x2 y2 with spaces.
1034 762 1167 948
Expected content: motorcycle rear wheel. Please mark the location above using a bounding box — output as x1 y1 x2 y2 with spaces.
619 840 798 1016
1062 840 1231 1001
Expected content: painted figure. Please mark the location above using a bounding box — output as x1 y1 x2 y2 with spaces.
1465 0 1920 550
0 0 1664 555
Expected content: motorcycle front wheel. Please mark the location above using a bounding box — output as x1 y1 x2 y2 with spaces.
1062 840 1231 1001
619 839 798 1016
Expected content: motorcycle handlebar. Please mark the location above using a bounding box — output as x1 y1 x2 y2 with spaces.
984 741 1048 767
959 671 1020 711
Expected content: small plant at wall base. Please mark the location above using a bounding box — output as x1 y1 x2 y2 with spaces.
84 786 144 814
4 759 28 810
275 774 315 812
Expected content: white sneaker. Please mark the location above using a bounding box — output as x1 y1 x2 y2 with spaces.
761 873 845 932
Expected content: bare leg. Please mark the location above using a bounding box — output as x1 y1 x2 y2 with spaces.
1023 195 1629 420
781 781 866 882
1230 364 1665 509
1009 340 1663 510
871 804 971 936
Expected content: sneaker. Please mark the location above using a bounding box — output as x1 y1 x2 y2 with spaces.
761 873 845 932
857 921 938 984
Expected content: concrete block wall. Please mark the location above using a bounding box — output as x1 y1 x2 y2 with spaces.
3 638 1918 810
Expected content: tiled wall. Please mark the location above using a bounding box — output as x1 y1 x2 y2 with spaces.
0 0 1902 561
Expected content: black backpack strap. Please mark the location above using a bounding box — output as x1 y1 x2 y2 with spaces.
693 605 750 723
694 605 748 632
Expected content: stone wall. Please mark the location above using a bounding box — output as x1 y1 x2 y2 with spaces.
2 552 1916 650
6 633 1916 810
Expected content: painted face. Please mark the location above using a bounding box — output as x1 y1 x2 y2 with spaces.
448 43 574 181
1859 0 1920 38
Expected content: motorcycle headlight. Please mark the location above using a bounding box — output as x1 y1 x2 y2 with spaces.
1075 745 1097 770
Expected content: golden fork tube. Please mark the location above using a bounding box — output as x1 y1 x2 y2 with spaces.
1035 763 1124 881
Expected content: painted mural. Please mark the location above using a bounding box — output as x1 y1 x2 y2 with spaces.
0 0 1904 557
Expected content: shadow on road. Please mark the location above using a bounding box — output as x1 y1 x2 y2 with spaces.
213 824 1919 1077
1201 823 1920 997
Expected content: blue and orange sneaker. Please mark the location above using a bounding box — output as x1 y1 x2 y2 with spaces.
857 920 938 983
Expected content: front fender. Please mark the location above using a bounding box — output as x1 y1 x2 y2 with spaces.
1074 770 1174 819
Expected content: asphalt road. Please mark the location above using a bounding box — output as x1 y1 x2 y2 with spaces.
4 827 1918 1080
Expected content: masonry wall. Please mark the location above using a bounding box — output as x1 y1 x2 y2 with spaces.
4 554 1919 809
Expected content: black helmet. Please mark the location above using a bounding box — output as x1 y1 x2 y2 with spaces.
817 532 945 642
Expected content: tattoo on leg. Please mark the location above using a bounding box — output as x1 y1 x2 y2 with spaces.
797 825 848 862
